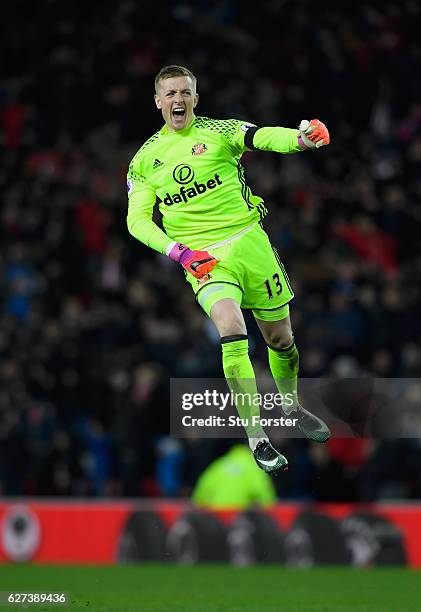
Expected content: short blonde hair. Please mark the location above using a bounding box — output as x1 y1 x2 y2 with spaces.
154 65 197 93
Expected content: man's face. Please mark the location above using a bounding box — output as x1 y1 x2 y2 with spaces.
154 76 198 131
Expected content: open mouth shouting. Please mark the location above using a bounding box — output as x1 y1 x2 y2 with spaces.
171 106 187 128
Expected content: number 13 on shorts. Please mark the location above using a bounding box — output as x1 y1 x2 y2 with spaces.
264 272 282 299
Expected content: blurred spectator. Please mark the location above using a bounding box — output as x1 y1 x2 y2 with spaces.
192 443 277 509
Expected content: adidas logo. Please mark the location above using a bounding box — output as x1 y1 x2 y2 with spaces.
153 158 164 169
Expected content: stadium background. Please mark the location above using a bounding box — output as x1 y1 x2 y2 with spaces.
1 0 421 595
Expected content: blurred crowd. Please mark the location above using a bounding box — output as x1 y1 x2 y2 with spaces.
1 0 421 501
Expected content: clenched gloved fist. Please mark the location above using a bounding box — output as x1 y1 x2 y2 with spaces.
167 242 218 279
298 119 330 149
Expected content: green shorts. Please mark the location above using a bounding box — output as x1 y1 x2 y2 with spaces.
186 223 294 322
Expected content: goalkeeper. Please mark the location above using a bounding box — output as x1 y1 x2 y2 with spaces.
127 65 331 475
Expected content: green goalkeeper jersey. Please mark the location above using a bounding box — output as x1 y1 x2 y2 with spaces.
127 116 302 253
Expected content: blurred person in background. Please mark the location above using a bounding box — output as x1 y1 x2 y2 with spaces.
192 442 276 510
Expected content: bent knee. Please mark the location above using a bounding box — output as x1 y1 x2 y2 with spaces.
266 332 294 350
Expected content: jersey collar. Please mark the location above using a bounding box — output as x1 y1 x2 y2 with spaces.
161 116 196 136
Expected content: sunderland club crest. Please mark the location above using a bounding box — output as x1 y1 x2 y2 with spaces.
192 143 208 155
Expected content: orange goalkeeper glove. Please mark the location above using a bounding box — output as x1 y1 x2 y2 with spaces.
298 119 330 149
167 242 218 279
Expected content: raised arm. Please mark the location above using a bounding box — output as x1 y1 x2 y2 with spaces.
241 119 330 153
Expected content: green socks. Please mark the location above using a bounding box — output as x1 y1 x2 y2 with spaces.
220 335 300 444
221 335 266 445
267 341 299 414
